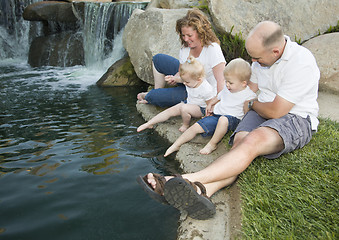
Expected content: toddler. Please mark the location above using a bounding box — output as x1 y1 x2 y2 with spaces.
164 58 256 156
137 56 215 133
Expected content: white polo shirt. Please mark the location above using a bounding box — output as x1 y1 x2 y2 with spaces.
250 36 320 130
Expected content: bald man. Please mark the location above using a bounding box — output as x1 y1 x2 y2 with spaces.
138 21 320 220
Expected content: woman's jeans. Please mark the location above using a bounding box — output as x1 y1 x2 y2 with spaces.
145 54 187 108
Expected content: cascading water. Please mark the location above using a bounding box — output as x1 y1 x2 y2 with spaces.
0 1 180 239
0 0 41 59
83 2 145 70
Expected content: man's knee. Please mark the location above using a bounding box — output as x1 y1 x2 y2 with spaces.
232 131 249 148
241 127 284 155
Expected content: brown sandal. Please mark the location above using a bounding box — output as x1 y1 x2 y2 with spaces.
136 173 168 204
164 176 216 220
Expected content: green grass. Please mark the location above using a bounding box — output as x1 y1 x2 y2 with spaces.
236 118 338 239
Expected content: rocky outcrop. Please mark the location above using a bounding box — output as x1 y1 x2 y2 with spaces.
146 0 199 9
28 32 84 67
209 0 339 43
23 1 146 68
96 56 145 87
303 33 339 95
23 1 77 22
123 8 188 85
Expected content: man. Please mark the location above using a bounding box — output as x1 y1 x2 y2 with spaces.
138 21 320 220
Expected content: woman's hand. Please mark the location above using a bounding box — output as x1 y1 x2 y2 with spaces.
164 75 177 85
165 72 182 85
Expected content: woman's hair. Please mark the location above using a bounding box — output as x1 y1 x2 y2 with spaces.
179 56 205 80
176 8 220 47
224 58 251 83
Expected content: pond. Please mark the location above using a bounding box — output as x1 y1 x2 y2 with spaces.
0 60 180 240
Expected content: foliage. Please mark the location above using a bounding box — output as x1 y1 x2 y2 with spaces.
237 118 339 239
196 0 210 15
216 26 251 63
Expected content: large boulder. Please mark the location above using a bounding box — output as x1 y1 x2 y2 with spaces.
123 8 188 85
23 1 77 22
96 56 145 87
209 0 339 42
303 33 339 95
146 0 199 9
28 32 84 67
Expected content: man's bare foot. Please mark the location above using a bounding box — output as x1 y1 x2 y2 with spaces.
178 124 189 132
137 122 153 132
199 142 217 155
146 173 173 190
164 145 180 157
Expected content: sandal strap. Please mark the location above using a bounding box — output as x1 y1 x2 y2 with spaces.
144 173 166 195
193 181 208 197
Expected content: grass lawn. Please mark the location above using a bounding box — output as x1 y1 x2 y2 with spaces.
237 118 338 239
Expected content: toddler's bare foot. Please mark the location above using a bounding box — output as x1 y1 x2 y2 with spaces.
164 145 180 157
137 122 153 132
199 143 217 155
178 124 189 132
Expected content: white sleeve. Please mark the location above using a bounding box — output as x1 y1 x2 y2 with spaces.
179 47 190 64
206 43 226 68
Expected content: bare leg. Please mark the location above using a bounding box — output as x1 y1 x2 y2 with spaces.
137 103 184 132
182 126 285 196
200 116 229 155
164 123 205 156
153 62 166 89
179 104 203 132
137 62 166 104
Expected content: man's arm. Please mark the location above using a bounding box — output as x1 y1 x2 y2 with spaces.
251 95 295 119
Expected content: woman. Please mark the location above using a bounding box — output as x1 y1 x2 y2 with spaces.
137 8 226 108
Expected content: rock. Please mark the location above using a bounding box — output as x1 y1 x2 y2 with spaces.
303 32 339 95
28 32 84 67
96 56 145 87
146 0 199 9
62 0 113 3
209 0 339 42
23 1 77 22
123 8 188 85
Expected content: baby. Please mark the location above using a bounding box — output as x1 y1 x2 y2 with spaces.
137 56 215 133
164 58 256 156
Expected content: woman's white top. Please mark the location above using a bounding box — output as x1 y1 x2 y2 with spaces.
179 42 226 96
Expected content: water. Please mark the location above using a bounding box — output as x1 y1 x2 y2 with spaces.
1 1 180 239
0 60 180 240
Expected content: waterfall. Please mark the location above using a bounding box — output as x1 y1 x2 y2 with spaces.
1 0 147 69
83 2 146 70
0 0 41 60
